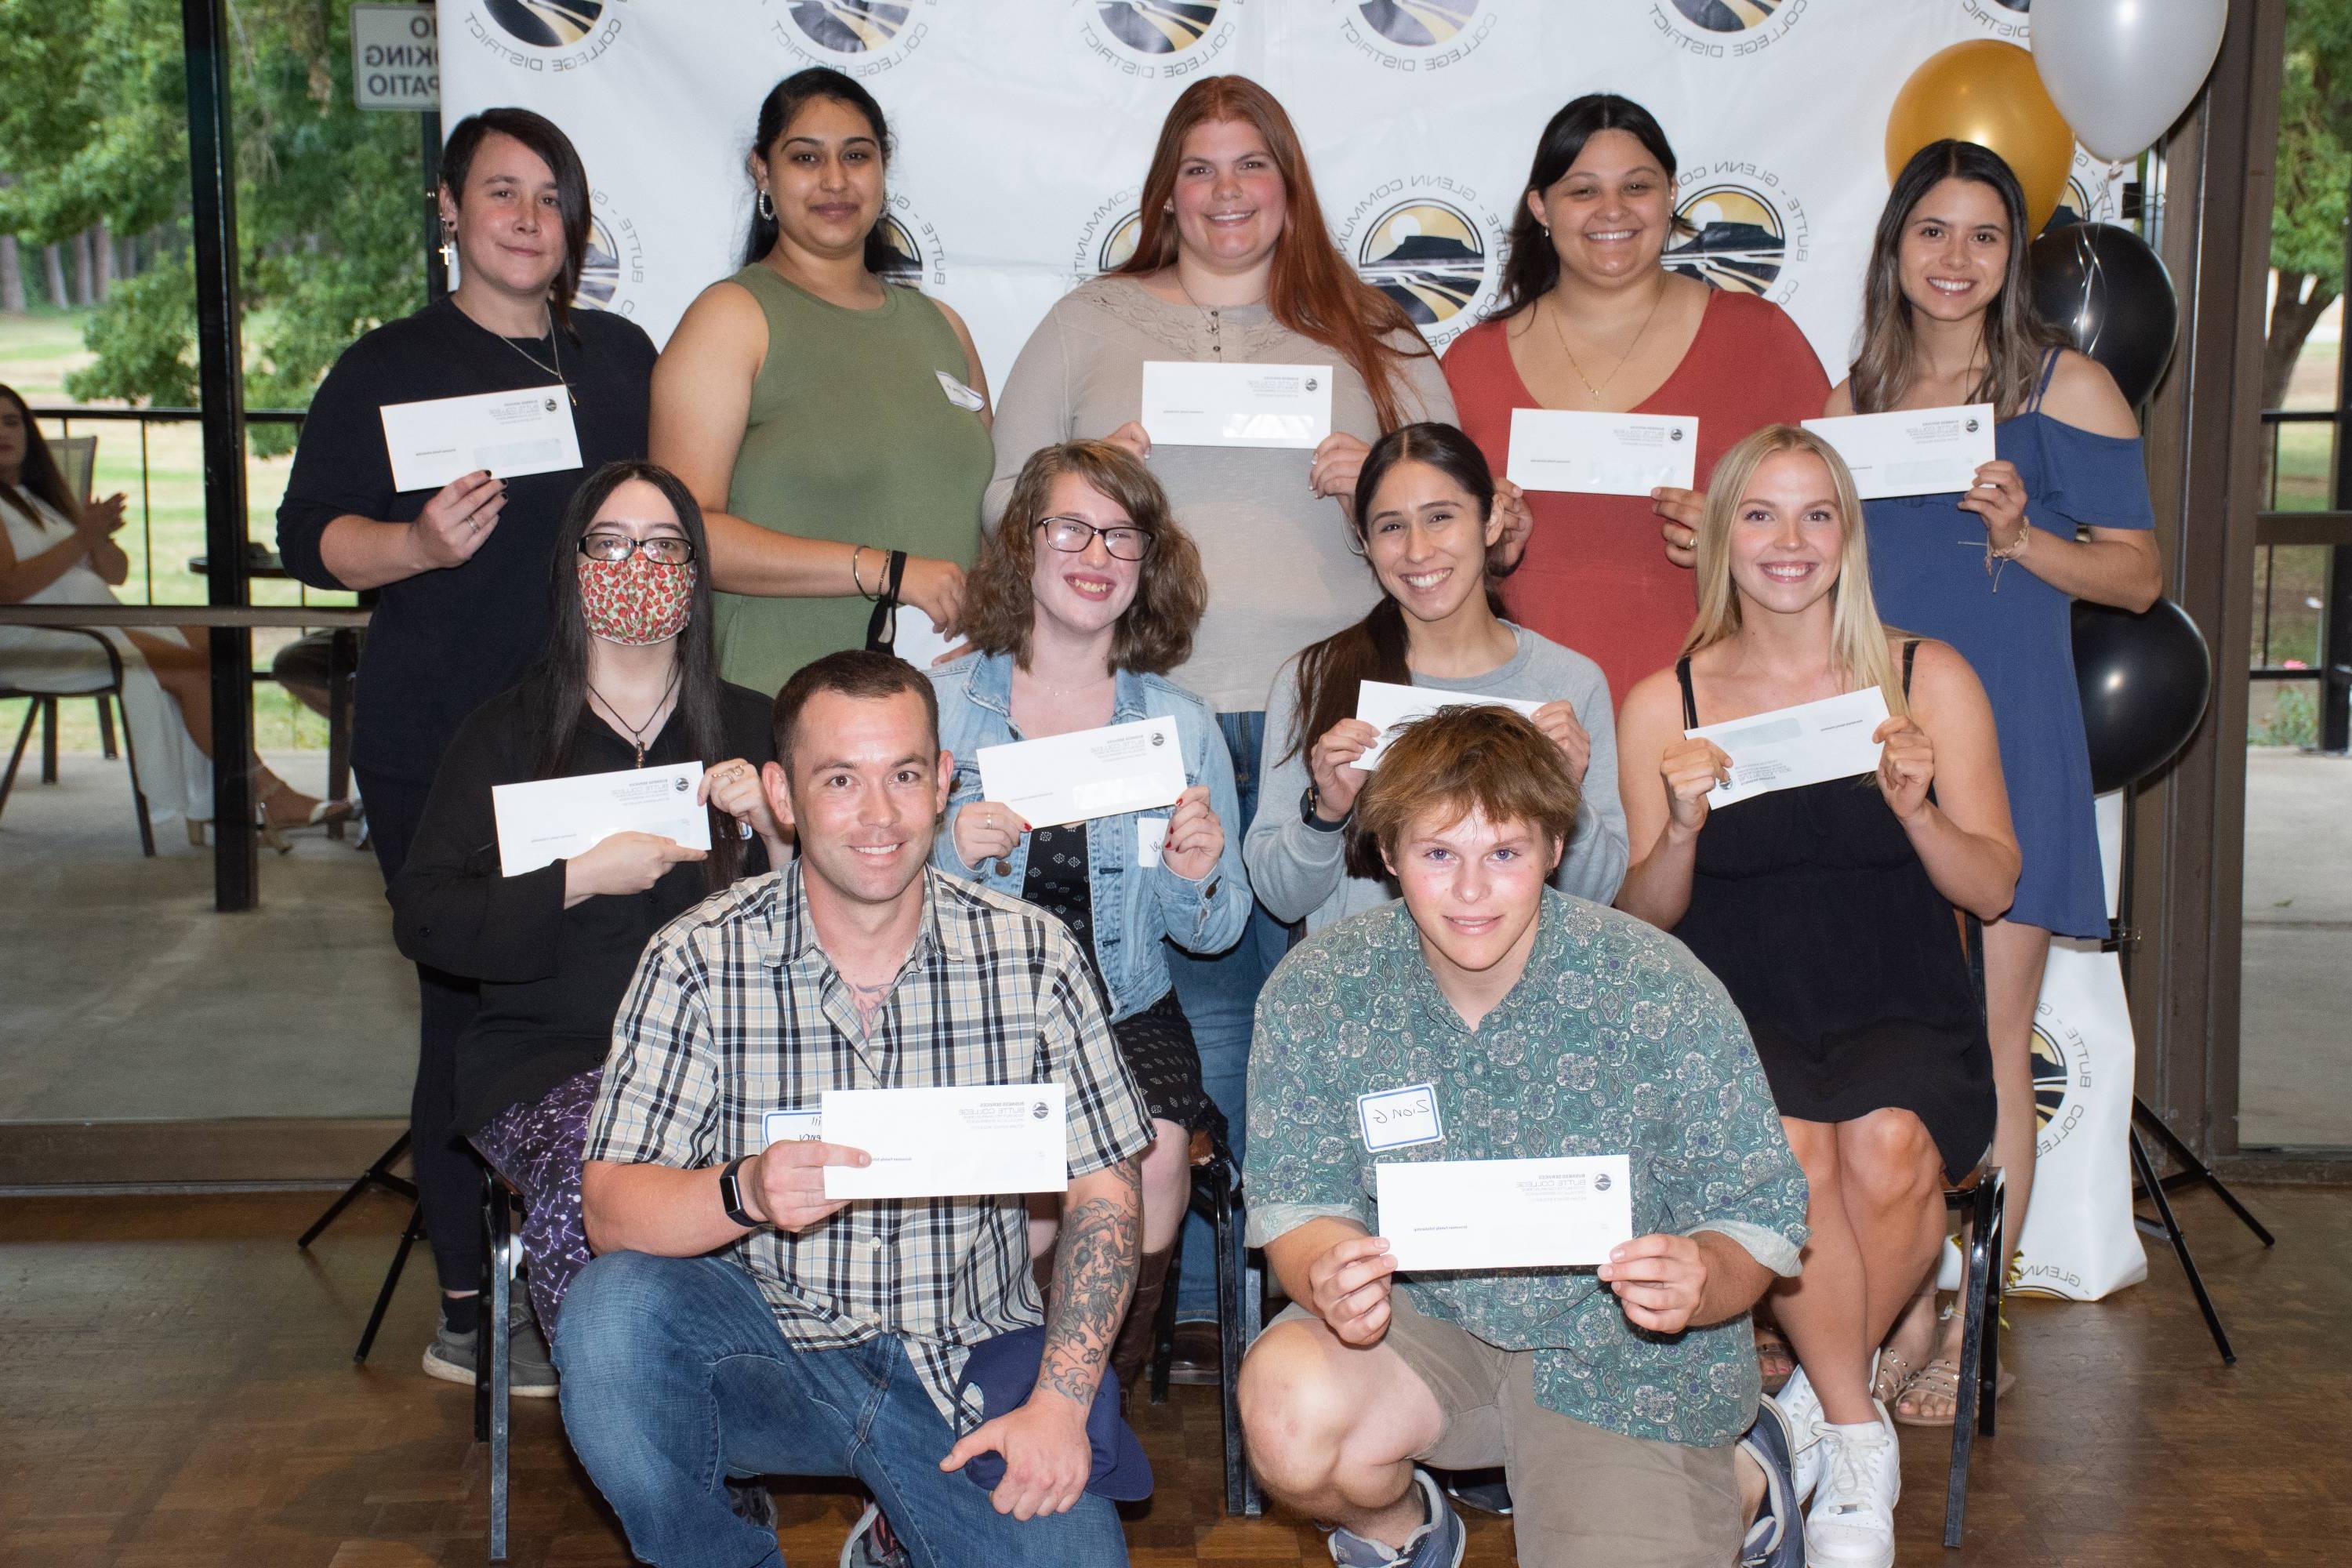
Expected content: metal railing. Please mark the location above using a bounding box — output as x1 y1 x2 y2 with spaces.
2255 407 2352 750
28 403 307 607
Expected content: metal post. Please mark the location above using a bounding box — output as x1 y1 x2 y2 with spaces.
422 110 446 303
181 0 256 911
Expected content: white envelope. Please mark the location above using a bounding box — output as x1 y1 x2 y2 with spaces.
1140 360 1334 449
1507 408 1698 495
491 761 711 877
1802 404 1995 499
821 1084 1069 1200
1688 688 1890 810
1355 680 1548 771
1377 1155 1635 1272
379 385 583 492
890 606 962 669
975 716 1186 829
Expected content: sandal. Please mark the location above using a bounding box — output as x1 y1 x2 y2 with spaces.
1892 1356 2017 1428
1752 1317 1795 1394
1871 1348 1917 1406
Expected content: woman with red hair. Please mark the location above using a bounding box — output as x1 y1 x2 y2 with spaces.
987 74 1473 1344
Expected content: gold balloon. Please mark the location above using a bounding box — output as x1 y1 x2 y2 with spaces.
1885 40 2074 236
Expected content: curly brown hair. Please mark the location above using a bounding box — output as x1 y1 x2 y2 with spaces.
963 441 1207 675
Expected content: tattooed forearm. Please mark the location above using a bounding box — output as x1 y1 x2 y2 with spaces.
1039 1156 1141 1406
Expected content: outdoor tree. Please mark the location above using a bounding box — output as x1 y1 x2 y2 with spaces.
0 0 422 450
2270 0 2352 412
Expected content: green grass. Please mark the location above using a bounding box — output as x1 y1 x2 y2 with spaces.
3 307 347 753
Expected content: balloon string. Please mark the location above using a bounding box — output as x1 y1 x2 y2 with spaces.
2076 224 2105 365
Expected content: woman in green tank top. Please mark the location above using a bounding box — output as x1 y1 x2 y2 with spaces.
651 67 996 698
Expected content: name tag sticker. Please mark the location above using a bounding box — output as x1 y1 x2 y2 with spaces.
763 1109 822 1145
1357 1083 1442 1152
1136 815 1168 868
935 369 986 412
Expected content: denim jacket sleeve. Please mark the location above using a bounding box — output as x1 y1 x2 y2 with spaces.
1153 695 1250 958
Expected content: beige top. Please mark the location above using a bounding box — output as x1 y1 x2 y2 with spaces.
985 275 1457 713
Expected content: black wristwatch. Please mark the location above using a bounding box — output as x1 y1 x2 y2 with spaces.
1301 783 1349 833
717 1155 760 1229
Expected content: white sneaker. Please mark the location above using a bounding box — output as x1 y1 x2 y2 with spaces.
1805 1412 1900 1568
1776 1365 1826 1503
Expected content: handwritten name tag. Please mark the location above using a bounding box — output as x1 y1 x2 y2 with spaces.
1357 1083 1443 1152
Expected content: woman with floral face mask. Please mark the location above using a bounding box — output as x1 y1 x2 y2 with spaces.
388 461 789 1373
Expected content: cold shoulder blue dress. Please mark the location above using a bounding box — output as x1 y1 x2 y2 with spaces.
1860 351 2155 938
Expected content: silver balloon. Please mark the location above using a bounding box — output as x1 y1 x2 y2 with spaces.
2031 0 2230 163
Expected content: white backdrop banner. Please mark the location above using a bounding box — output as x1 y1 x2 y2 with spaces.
436 0 2128 384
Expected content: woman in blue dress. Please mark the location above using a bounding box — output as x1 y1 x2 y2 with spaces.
1827 140 2161 1424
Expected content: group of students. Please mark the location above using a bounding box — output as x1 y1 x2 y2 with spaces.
240 61 2158 1568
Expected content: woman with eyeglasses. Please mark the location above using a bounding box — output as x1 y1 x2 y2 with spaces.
390 460 788 1366
1247 422 1626 933
930 440 1248 1399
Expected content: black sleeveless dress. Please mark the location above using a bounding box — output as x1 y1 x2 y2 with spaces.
1671 645 1994 1179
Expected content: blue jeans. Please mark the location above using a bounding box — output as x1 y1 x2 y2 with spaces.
1164 708 1288 1318
555 1252 1131 1568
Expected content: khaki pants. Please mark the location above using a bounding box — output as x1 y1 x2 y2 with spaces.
1270 1297 1741 1568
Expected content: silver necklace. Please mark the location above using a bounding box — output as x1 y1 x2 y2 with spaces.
460 298 575 408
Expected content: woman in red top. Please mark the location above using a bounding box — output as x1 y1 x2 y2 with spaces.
1444 93 1829 702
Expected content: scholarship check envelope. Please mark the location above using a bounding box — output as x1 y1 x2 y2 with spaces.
1355 681 1548 771
1140 360 1334 449
1688 688 1890 810
975 715 1186 829
491 761 710 877
821 1085 1069 1200
379 384 583 492
1803 404 1996 499
1507 408 1698 495
1377 1156 1635 1272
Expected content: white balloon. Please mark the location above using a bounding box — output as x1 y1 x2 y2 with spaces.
2033 0 2230 163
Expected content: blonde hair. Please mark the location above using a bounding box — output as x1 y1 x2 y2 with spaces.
1684 425 1908 719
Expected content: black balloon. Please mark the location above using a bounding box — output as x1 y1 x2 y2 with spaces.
2029 222 2180 408
2071 597 2212 793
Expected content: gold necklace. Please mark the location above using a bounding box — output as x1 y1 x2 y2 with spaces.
1546 283 1668 402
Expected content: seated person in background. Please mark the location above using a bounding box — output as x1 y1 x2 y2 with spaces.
931 438 1248 1399
389 461 789 1392
1613 426 2017 1568
1237 706 1809 1568
1247 421 1626 934
557 649 1151 1568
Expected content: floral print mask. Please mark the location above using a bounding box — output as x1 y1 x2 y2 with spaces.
577 554 693 646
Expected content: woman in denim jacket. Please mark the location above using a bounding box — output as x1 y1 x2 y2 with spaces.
931 439 1248 1395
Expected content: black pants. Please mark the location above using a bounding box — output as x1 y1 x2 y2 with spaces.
360 767 485 1295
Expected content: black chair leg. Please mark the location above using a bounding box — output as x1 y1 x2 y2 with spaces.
354 1203 423 1365
38 695 57 784
1209 1162 1262 1519
478 1171 514 1563
96 694 117 759
1943 1174 2000 1548
0 699 38 822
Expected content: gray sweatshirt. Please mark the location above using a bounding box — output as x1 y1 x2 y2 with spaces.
1245 623 1628 931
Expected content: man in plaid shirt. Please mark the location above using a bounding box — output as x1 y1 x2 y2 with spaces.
556 650 1152 1568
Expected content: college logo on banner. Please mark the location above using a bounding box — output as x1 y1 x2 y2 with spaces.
879 194 948 289
1650 0 1806 57
466 0 628 71
1340 0 1499 71
577 195 646 317
1079 0 1244 80
1335 178 1501 350
1963 0 2031 38
766 0 936 78
1664 169 1813 303
2030 1005 2091 1156
1072 188 1145 281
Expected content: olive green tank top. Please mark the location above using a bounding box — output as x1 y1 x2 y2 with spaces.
713 263 994 695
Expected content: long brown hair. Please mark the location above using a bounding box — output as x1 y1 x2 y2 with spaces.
1685 426 1907 720
961 441 1207 676
1114 75 1431 433
1488 93 1693 322
0 383 81 527
1849 140 2067 420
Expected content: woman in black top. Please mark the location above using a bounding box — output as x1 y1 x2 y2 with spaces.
391 461 786 1360
1614 426 2017 1560
277 108 656 1372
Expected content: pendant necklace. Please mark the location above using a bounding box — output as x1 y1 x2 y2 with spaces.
589 666 681 768
1548 283 1668 402
462 297 577 408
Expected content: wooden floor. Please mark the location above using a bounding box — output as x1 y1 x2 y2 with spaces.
1 1184 2341 1566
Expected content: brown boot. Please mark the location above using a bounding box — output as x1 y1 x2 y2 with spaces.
1109 1243 1176 1407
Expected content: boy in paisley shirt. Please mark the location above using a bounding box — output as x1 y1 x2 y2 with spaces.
1237 706 1809 1568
